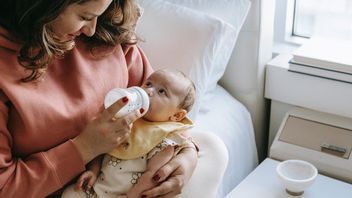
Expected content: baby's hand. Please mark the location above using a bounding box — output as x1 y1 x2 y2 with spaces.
75 170 98 191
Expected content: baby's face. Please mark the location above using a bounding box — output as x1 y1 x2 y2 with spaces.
141 70 188 122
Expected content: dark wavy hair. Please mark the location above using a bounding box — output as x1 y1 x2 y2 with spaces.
0 0 140 82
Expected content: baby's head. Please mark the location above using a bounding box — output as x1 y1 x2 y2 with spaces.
141 69 196 122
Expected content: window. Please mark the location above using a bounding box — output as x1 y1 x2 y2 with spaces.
293 0 352 40
273 0 352 54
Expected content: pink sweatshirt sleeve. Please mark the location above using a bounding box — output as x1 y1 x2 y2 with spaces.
0 93 85 197
123 45 154 87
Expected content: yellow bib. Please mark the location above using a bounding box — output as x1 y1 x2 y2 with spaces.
109 118 193 160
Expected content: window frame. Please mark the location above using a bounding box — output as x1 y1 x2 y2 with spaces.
273 0 308 54
284 0 308 44
291 0 311 38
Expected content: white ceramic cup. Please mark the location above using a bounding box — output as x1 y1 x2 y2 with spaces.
276 159 318 196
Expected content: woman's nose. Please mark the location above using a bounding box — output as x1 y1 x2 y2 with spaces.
81 19 97 37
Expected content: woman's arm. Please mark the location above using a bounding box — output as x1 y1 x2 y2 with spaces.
123 45 154 87
0 94 86 198
0 92 141 198
126 146 175 197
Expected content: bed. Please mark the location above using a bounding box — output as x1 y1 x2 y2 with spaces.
136 0 275 197
194 85 258 196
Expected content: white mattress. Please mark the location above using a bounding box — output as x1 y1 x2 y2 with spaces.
194 85 258 197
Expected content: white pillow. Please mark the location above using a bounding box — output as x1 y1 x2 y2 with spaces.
136 0 236 120
164 0 252 94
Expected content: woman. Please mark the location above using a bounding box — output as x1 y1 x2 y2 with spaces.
0 0 200 197
0 0 230 197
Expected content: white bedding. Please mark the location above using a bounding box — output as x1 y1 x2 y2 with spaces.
194 85 258 197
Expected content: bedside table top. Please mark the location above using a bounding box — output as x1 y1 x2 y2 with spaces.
226 158 352 198
264 53 352 119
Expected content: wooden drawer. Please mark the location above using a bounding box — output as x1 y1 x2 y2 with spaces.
279 115 352 159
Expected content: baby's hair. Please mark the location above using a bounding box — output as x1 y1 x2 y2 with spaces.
154 68 196 112
176 71 196 113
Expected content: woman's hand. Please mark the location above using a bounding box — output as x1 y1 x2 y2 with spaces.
141 147 198 198
73 96 142 164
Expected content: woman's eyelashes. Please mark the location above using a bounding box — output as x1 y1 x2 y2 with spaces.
80 16 93 21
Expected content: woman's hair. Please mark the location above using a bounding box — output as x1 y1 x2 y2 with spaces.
0 0 140 82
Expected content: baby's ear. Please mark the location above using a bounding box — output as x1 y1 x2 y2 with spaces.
169 109 187 122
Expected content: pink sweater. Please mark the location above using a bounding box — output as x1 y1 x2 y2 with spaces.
0 27 153 197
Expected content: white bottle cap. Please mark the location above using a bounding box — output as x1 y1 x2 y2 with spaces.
104 86 149 118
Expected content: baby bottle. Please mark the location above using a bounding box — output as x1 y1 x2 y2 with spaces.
104 86 149 118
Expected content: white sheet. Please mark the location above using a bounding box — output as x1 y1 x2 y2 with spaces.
194 85 258 197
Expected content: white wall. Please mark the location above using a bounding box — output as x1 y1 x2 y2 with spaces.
220 0 276 161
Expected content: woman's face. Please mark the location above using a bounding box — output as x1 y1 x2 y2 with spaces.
49 0 113 42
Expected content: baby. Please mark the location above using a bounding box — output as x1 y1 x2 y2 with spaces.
62 69 196 198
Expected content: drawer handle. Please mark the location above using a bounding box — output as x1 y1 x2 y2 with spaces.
321 143 347 156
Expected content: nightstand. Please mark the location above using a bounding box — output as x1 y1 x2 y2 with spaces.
225 158 352 198
264 53 352 148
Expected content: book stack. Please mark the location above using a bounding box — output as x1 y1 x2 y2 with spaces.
289 39 352 83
